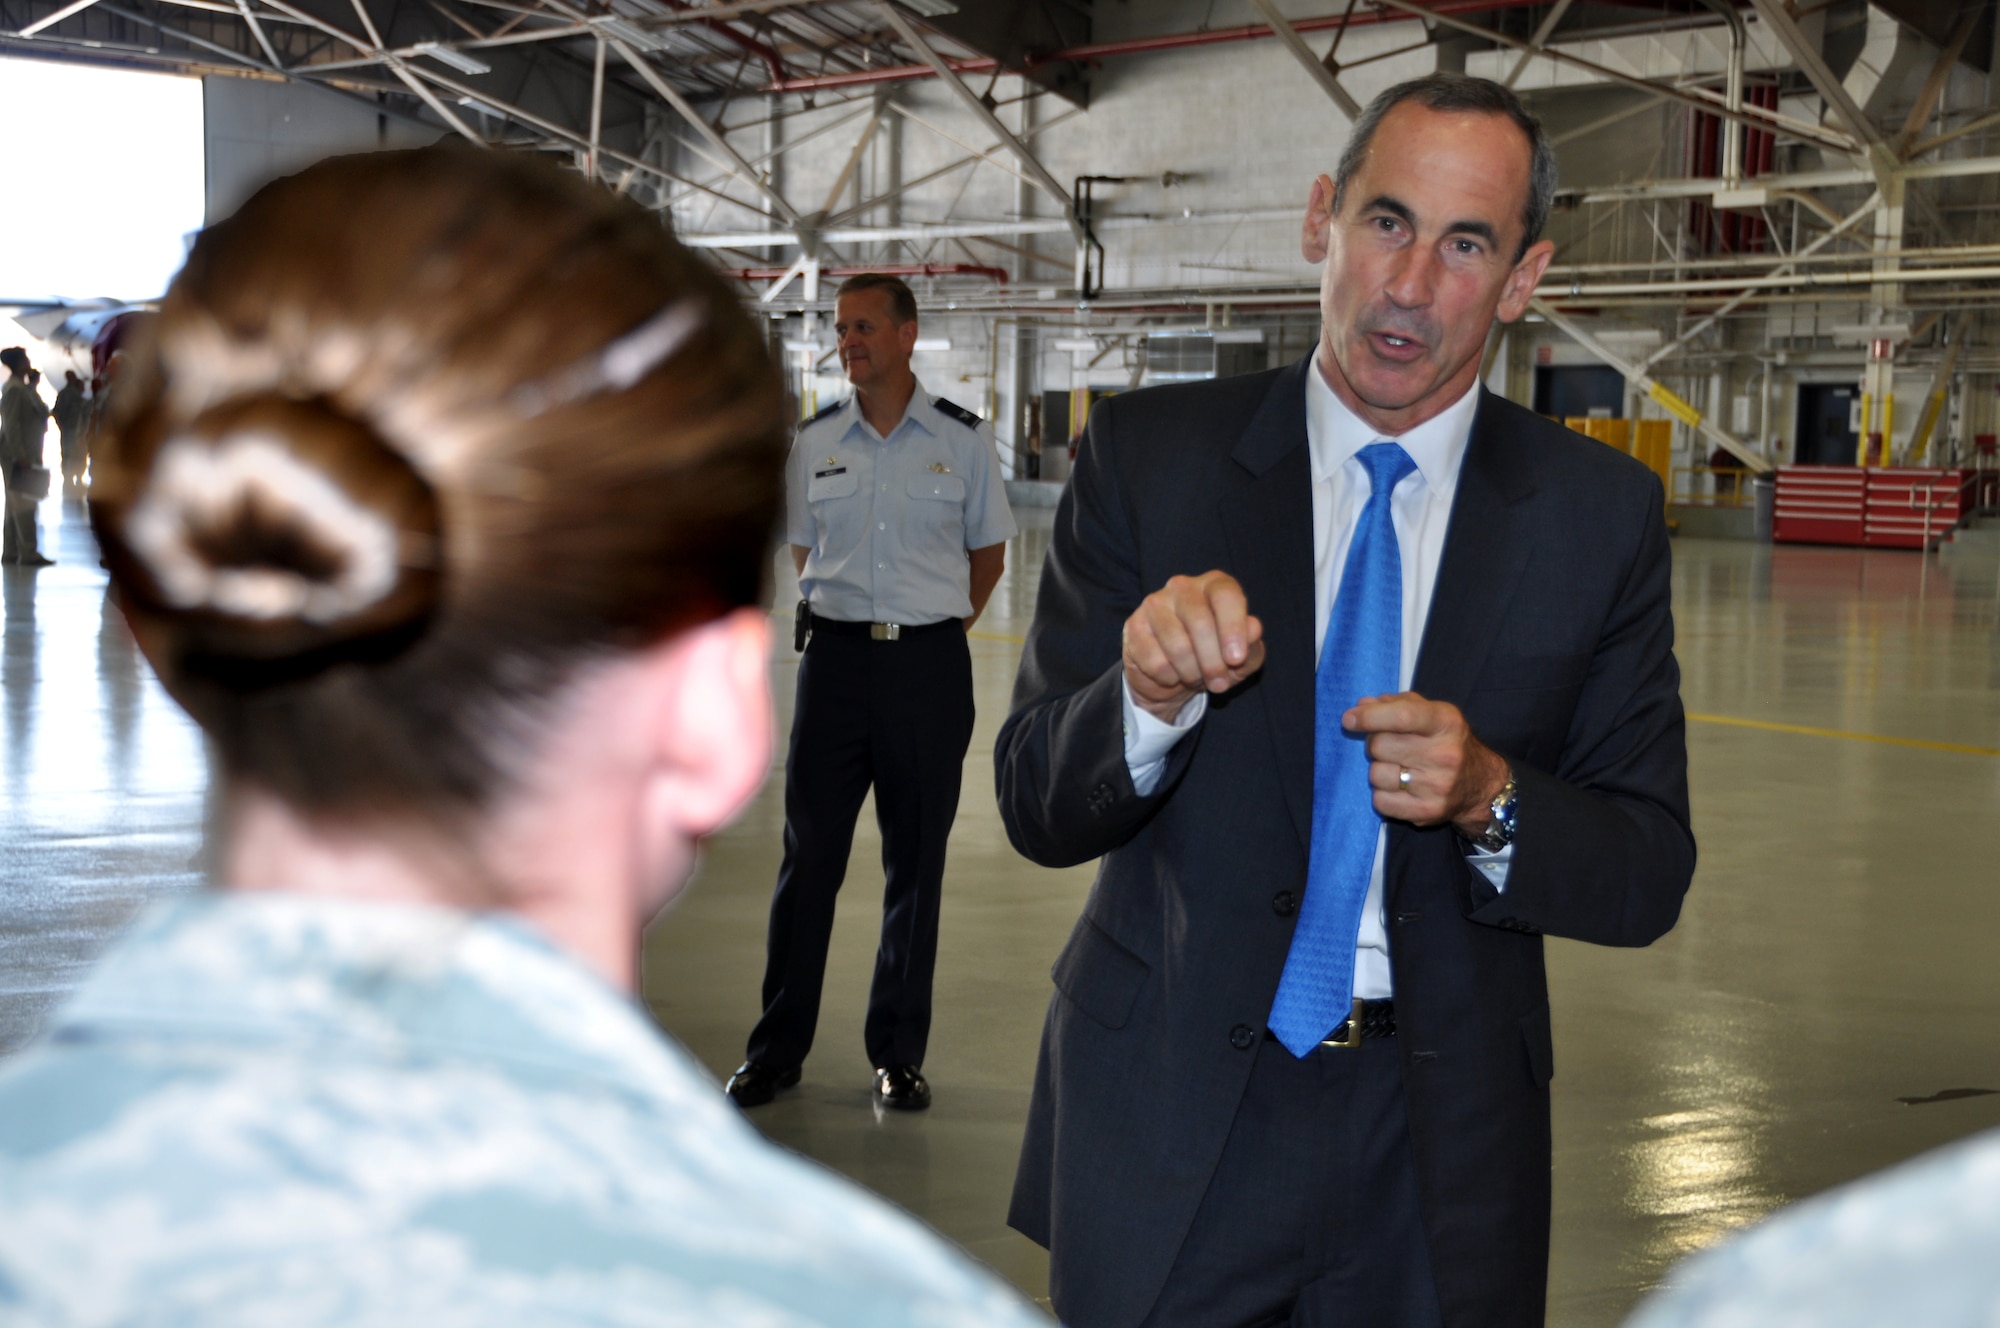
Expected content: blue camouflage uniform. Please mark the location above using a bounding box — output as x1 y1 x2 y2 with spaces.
1624 1126 2000 1328
744 379 1015 1081
0 891 1051 1327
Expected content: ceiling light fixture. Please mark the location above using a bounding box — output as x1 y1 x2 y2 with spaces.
413 41 490 75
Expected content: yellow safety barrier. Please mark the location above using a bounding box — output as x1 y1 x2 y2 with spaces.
1671 465 1754 508
1634 420 1671 492
1563 417 1670 492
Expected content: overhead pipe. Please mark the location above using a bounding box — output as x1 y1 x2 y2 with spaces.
719 262 1009 283
763 0 1555 94
1694 0 1746 181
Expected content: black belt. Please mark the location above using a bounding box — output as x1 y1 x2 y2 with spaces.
810 616 962 641
1268 998 1396 1050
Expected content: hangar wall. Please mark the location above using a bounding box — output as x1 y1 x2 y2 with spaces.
204 75 445 225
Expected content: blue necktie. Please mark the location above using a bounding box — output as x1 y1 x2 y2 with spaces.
1269 442 1416 1058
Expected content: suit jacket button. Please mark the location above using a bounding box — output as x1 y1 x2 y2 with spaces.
1272 890 1297 918
1229 1023 1256 1050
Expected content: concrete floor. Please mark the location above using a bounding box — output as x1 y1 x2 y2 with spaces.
4 492 1999 1325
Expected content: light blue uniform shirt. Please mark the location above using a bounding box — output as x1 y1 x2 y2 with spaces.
0 892 1052 1328
787 378 1017 626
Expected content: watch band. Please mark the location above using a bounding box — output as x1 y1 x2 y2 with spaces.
1465 774 1518 853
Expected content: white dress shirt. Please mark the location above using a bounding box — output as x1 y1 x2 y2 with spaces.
1122 363 1512 999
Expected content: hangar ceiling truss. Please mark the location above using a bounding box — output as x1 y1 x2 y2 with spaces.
3 0 1997 363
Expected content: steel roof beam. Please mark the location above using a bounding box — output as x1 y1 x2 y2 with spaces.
1502 0 1572 88
1741 0 1886 178
1243 0 1359 120
606 33 803 225
1530 299 1771 473
232 0 286 66
815 93 885 218
884 100 1046 194
16 0 110 37
1639 192 1878 369
1911 109 2000 160
872 0 1080 240
1566 154 2000 204
827 102 1083 228
1893 2 1983 158
1371 0 1859 157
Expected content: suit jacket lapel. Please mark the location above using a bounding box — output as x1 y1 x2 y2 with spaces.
1412 388 1538 706
1221 357 1315 852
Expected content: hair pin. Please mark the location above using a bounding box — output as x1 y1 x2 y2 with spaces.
511 296 706 418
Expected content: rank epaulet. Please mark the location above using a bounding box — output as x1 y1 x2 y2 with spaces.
932 397 982 429
802 397 846 426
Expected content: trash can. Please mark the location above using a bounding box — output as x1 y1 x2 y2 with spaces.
1752 474 1776 543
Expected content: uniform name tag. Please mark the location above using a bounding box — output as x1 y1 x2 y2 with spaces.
814 466 847 478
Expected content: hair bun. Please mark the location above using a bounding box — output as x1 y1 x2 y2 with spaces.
107 393 442 675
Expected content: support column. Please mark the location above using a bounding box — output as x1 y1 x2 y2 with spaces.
1010 87 1039 478
883 90 902 264
1860 173 1905 465
765 93 786 228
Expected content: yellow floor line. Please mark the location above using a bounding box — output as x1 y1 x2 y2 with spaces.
1686 712 2000 757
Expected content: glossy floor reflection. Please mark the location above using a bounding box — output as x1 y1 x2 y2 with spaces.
5 491 2000 1325
0 494 208 1054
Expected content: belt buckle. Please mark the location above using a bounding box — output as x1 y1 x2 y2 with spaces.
871 622 901 641
1321 998 1366 1050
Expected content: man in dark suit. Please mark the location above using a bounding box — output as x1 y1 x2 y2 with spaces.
994 75 1694 1328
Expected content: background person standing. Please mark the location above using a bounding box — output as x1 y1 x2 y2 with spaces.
728 273 1015 1113
0 348 53 567
52 370 89 486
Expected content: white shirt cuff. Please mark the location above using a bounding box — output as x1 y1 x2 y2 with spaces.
1122 681 1207 796
1465 842 1514 893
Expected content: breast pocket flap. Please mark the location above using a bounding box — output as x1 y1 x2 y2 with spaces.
907 472 967 504
807 470 858 502
1052 916 1152 1031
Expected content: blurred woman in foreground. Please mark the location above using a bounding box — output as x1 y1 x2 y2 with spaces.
0 149 1046 1327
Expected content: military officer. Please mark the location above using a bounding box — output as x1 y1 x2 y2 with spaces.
728 273 1016 1112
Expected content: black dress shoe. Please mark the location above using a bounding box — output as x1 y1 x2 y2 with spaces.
873 1064 931 1111
725 1061 801 1108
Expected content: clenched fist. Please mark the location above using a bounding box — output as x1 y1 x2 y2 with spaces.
1123 571 1267 724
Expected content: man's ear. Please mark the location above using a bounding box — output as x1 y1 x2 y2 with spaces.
637 608 773 845
1495 238 1556 323
1301 174 1337 264
897 317 919 357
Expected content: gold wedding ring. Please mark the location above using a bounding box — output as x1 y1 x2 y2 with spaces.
1397 768 1413 790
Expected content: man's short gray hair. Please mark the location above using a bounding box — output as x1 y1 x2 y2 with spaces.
1331 73 1558 262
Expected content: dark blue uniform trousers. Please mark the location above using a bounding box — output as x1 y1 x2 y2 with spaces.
748 622 975 1072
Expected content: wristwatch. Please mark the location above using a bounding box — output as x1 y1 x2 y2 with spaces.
1463 775 1518 853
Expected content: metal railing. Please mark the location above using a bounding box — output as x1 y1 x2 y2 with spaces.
1671 465 1756 508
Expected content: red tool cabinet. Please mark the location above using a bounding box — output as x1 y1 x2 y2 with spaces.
1773 466 1970 549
